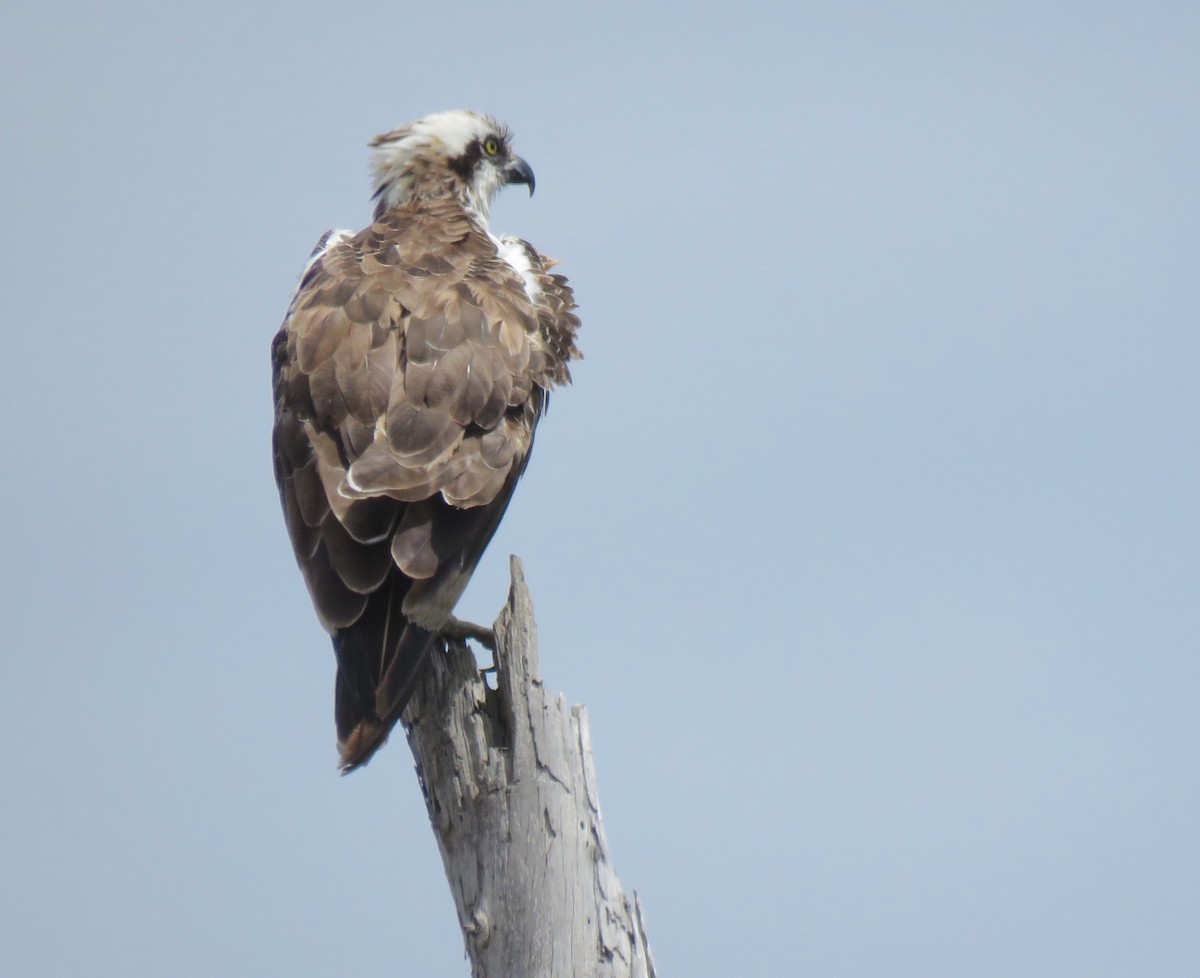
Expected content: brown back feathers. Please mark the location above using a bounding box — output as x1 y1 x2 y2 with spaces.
273 195 579 770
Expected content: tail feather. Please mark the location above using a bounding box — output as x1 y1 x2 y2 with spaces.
335 713 391 774
332 574 438 772
328 466 532 772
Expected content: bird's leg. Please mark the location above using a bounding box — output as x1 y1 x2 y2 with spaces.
440 617 497 678
441 615 496 651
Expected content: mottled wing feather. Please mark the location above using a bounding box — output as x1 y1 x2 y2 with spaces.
272 198 579 771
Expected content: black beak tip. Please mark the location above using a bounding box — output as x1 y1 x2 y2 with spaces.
505 157 536 197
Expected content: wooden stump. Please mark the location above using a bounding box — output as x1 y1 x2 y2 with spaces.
403 556 656 978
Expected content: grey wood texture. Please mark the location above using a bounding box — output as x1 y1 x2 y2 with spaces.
402 556 657 978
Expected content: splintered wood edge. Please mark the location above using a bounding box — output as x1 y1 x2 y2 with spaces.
403 553 656 977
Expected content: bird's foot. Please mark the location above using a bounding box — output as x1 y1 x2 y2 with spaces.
441 616 495 650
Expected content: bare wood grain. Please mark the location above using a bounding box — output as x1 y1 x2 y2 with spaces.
403 556 656 978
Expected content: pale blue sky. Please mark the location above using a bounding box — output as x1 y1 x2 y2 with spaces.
2 1 1198 975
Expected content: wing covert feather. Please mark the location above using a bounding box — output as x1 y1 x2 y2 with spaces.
272 195 580 770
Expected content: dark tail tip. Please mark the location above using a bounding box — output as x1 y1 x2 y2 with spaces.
331 614 438 773
337 716 394 773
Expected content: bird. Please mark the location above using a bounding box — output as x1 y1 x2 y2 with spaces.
271 110 581 771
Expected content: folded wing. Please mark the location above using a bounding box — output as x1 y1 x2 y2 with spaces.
272 199 579 770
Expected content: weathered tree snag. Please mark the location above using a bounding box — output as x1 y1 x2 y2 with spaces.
402 556 656 978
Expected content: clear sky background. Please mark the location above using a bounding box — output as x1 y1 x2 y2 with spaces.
2 1 1197 975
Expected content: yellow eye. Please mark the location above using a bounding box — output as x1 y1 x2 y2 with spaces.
483 138 500 156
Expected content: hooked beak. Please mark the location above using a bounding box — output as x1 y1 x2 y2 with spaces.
502 156 536 196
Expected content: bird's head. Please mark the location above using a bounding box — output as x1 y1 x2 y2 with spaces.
369 109 535 223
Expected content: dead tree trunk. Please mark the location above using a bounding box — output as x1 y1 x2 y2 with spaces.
402 556 657 978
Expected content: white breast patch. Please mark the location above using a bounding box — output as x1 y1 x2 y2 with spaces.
494 234 541 303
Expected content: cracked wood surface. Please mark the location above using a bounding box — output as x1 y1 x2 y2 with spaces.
402 556 656 978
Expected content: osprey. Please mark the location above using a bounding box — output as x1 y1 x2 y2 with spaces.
272 110 580 771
